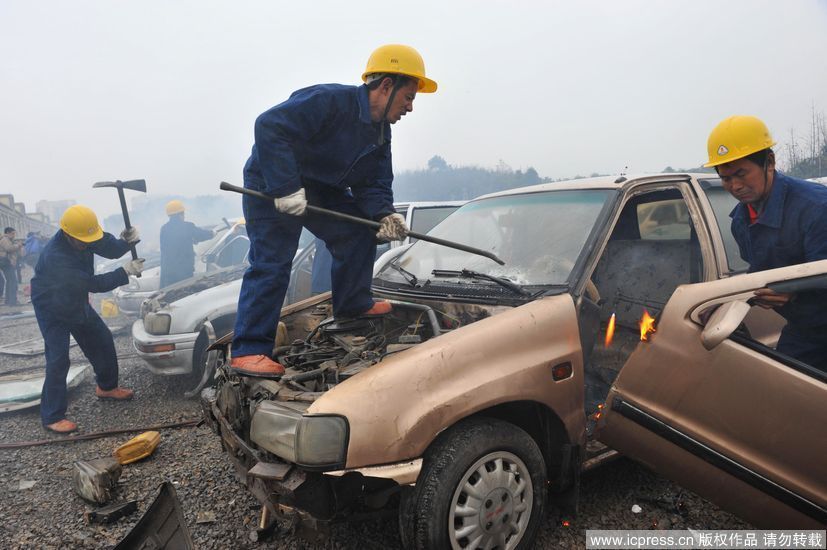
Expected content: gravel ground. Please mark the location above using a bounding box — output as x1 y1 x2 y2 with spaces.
0 300 750 549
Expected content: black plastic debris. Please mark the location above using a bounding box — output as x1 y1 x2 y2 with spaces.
85 500 138 524
115 481 194 550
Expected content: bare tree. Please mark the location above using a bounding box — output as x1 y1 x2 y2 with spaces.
782 127 800 173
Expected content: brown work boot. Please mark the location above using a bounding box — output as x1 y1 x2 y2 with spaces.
362 301 392 316
44 419 78 434
231 355 286 379
96 386 135 400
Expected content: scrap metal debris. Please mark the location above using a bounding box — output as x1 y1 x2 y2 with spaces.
0 364 90 413
0 335 78 356
85 500 138 524
73 457 123 504
0 324 126 356
11 479 37 491
0 310 35 322
196 511 216 524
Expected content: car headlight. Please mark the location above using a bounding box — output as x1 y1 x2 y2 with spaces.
295 415 349 467
144 312 171 335
250 401 348 469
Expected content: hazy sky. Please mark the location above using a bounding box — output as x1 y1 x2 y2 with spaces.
2 0 826 219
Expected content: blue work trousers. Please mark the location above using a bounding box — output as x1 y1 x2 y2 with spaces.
777 323 827 372
232 197 377 358
37 307 119 425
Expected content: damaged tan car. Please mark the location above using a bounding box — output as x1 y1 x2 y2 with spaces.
202 173 827 549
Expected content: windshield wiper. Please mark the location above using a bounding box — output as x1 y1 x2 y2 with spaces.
387 260 420 287
431 269 530 296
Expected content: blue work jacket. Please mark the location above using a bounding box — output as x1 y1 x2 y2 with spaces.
242 84 394 222
31 231 131 324
160 216 214 288
730 171 827 331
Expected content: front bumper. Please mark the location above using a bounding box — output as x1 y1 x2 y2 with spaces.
132 319 198 375
200 387 420 528
114 288 155 315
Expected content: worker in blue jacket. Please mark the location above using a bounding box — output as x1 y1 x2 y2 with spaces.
32 205 145 433
704 115 827 371
159 200 215 288
230 44 437 378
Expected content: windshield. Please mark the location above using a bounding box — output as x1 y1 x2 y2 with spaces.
377 189 613 286
409 206 461 243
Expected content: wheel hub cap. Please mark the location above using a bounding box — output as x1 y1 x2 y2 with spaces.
449 451 533 550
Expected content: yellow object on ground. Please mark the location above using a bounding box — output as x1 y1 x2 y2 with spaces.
114 431 161 465
100 299 119 318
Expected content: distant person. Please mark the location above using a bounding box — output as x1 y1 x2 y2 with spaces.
159 200 214 288
32 205 144 433
0 227 24 305
704 115 827 370
24 231 46 268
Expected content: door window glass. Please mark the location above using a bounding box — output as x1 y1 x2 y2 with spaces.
637 199 690 240
216 237 249 267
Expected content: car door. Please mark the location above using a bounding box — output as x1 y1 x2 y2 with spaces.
598 260 827 528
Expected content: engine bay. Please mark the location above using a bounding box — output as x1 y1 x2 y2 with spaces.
224 298 502 402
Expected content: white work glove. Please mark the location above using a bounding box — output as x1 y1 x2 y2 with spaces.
376 213 408 242
273 188 307 216
120 227 140 244
123 258 145 277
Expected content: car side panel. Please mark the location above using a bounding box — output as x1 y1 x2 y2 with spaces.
599 261 827 528
307 295 586 468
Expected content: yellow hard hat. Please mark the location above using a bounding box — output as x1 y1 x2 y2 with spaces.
362 44 437 93
60 205 103 243
165 200 185 216
704 115 777 168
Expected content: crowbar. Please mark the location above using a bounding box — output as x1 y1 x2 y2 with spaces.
219 181 504 265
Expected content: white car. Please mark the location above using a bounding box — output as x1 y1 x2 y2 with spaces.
132 202 465 395
114 221 247 314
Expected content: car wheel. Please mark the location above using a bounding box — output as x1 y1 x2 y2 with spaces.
184 330 209 395
402 417 546 550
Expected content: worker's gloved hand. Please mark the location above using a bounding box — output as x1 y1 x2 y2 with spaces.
273 188 307 216
120 227 140 244
123 258 145 277
377 213 408 242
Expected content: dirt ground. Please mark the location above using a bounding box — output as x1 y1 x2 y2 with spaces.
0 300 750 549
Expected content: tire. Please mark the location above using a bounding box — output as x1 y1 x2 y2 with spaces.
402 417 547 550
183 330 209 396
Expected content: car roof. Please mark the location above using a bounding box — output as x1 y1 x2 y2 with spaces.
474 173 716 201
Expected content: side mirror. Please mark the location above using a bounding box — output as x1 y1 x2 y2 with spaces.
700 300 751 350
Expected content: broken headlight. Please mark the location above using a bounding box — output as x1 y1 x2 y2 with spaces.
250 402 348 469
144 312 171 335
295 415 349 468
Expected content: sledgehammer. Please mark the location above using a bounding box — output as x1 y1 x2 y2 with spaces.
219 181 505 265
93 179 146 275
